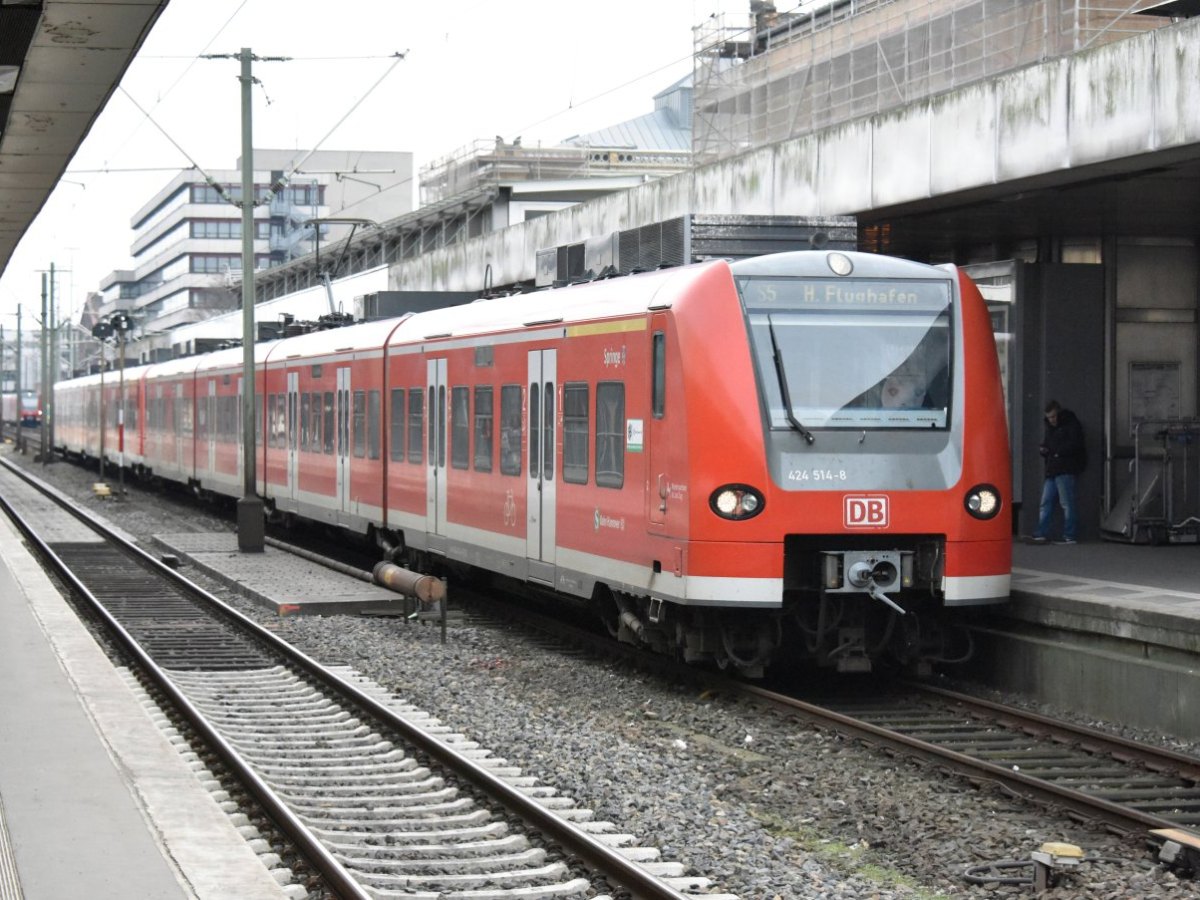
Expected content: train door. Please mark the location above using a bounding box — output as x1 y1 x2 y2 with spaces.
648 315 670 532
526 349 557 581
426 358 448 552
336 366 352 515
287 371 299 502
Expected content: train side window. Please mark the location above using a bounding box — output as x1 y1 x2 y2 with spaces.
438 385 447 468
500 384 521 476
428 387 436 460
407 388 424 464
255 393 263 445
543 383 554 480
367 390 381 460
300 393 310 449
563 382 588 484
473 386 493 472
451 386 470 470
529 381 540 478
353 390 366 458
652 331 666 419
390 388 405 462
323 391 334 454
310 392 322 451
596 381 625 489
266 394 277 449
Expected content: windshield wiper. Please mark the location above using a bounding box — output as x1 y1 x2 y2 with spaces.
768 322 815 445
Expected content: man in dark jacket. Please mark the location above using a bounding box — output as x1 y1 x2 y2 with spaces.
1031 400 1086 544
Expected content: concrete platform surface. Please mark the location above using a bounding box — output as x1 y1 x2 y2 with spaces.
0 514 288 900
152 532 405 616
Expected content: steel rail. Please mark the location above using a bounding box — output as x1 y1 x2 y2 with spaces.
911 681 1200 781
0 458 693 900
458 589 1200 839
736 681 1190 836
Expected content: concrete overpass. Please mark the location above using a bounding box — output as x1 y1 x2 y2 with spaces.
0 0 168 276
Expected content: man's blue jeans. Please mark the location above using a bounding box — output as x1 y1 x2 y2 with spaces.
1036 474 1078 541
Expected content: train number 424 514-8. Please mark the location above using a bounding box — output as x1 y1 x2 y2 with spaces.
787 468 847 482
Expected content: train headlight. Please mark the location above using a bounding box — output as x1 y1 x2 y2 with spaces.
710 484 765 520
964 484 1001 519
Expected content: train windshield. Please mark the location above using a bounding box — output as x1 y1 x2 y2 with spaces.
737 277 953 431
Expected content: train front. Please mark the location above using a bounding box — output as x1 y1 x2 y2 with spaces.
723 250 1011 674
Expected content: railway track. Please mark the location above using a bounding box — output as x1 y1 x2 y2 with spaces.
456 589 1200 860
0 458 737 900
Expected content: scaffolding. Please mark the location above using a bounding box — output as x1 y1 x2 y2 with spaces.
420 139 692 207
693 0 1170 165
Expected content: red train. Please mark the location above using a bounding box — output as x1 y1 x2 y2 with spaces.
2 390 41 428
56 251 1011 675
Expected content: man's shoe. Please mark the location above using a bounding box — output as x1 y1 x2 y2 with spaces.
1053 539 1076 545
1027 535 1049 544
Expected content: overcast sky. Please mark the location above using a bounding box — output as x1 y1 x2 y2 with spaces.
0 0 757 327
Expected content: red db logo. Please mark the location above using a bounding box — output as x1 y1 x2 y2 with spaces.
844 495 889 528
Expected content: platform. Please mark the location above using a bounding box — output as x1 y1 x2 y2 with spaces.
152 532 405 616
0 514 288 900
968 539 1200 741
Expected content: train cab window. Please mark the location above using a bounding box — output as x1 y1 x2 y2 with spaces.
352 390 366 458
563 382 588 484
473 386 493 472
407 388 424 464
367 390 381 460
451 386 469 470
500 384 521 476
738 275 953 431
390 388 405 461
323 392 335 454
596 382 625 488
652 331 666 419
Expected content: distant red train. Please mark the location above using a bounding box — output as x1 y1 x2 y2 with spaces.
55 251 1011 675
2 390 41 428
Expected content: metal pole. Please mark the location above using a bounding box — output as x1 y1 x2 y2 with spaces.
118 329 126 501
48 262 55 456
99 342 106 481
16 303 23 454
1 323 6 447
237 47 264 551
40 273 47 464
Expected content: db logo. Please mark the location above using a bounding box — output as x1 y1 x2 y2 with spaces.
844 494 889 528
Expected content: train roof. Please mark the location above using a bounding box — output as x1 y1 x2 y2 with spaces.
729 250 957 281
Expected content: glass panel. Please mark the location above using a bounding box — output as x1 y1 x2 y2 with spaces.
529 381 540 478
390 388 405 461
500 385 521 476
563 382 588 484
451 386 470 469
473 386 493 472
738 276 953 430
543 382 554 480
596 382 625 488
